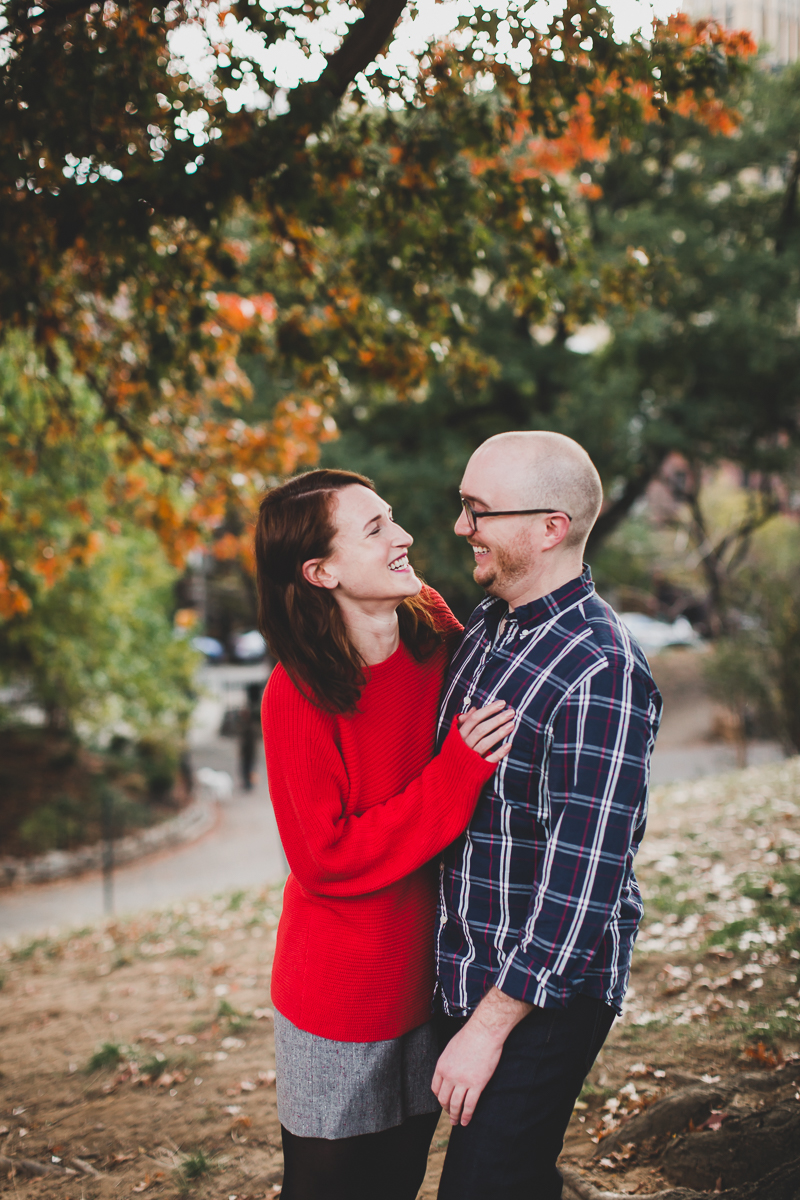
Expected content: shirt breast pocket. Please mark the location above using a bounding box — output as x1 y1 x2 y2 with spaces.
492 726 552 830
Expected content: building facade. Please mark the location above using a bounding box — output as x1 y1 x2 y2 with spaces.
684 0 800 63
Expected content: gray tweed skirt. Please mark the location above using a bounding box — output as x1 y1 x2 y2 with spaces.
273 1008 441 1139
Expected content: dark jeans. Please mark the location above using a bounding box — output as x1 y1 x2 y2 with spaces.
279 1110 440 1200
436 993 615 1200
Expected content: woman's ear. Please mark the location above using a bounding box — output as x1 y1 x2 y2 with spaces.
302 557 338 590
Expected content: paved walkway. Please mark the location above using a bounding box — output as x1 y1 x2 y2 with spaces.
647 649 784 785
0 667 286 942
0 654 786 942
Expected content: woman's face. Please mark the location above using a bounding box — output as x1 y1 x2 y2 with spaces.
305 484 421 605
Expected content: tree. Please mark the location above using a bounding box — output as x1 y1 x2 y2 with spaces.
704 510 800 755
321 59 800 617
581 59 800 545
1 0 754 622
0 528 198 739
0 329 198 747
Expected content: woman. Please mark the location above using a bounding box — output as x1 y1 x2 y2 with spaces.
255 469 513 1200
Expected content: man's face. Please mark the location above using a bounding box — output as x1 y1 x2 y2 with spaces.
454 450 539 598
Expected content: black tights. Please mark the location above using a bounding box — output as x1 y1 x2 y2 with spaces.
279 1110 440 1200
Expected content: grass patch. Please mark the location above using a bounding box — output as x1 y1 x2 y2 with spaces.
741 865 800 922
641 877 705 923
86 1041 124 1072
704 917 761 953
705 864 800 955
138 1052 171 1076
739 1010 800 1045
217 998 250 1028
578 1079 614 1102
227 890 247 912
616 1019 669 1043
177 1148 217 1184
11 936 53 962
135 1048 193 1076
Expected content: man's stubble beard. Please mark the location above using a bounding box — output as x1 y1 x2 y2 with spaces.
472 539 530 597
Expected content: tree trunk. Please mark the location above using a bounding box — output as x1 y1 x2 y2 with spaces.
562 1156 800 1200
585 457 666 555
564 1069 800 1200
596 1083 730 1155
661 1101 800 1191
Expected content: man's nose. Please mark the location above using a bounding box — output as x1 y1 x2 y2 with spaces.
454 507 471 537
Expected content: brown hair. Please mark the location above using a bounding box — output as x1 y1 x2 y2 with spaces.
255 469 446 714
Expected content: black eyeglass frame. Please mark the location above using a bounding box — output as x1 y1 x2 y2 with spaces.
460 498 572 533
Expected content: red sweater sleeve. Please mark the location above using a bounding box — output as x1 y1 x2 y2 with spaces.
263 666 495 898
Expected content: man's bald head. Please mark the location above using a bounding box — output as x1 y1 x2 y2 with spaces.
468 431 603 551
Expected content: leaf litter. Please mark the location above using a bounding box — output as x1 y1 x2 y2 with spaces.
0 758 798 1196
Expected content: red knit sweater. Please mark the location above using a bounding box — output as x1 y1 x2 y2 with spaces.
262 592 496 1042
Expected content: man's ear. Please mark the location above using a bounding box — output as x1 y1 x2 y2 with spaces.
542 513 571 550
302 557 338 590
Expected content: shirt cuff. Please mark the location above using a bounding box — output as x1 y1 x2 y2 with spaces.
494 947 576 1009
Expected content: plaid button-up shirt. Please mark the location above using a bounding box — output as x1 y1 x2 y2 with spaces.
435 568 662 1016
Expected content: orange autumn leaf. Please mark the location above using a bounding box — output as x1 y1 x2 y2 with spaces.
212 531 244 561
528 94 610 176
578 181 603 201
214 292 277 332
0 559 32 618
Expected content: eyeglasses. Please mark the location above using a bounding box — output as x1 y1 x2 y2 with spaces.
460 497 572 534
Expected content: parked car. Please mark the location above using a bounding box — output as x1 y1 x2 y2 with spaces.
191 635 225 661
233 630 268 662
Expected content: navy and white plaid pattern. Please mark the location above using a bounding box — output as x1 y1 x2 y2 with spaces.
435 568 662 1016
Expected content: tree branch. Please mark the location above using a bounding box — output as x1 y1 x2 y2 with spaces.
586 455 667 556
87 371 173 477
324 0 408 98
776 147 800 255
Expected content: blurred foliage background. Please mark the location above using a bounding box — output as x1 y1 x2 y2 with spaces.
2 0 799 848
320 62 800 622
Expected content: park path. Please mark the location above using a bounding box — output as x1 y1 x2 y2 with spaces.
646 649 783 786
0 652 785 942
0 665 286 941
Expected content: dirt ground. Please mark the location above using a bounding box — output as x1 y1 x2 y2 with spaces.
1 756 799 1198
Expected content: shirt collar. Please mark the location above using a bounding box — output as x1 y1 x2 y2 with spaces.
476 565 595 637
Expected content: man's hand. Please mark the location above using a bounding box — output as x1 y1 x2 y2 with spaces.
432 988 532 1127
431 1014 504 1127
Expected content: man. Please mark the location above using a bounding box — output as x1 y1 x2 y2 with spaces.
431 431 662 1199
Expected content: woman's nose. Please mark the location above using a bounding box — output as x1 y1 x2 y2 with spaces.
394 523 413 547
